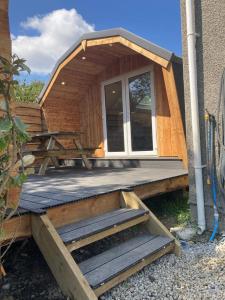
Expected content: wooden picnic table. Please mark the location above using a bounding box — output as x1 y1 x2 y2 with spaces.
30 131 93 175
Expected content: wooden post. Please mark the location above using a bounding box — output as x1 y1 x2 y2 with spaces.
38 136 55 175
74 138 92 170
0 0 11 61
0 264 6 278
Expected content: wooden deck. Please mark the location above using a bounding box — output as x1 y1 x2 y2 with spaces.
2 159 188 244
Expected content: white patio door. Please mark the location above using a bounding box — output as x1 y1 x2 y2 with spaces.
102 66 157 156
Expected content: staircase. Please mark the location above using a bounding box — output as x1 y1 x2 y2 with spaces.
31 190 180 300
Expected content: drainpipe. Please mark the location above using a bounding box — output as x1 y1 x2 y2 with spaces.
186 0 206 233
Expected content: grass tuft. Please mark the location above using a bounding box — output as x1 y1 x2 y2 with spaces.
145 191 191 226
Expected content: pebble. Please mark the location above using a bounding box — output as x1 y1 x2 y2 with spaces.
2 283 10 290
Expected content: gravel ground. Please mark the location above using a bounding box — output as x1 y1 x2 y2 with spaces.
1 233 225 300
100 237 225 300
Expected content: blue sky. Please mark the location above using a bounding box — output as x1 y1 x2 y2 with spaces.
9 0 182 82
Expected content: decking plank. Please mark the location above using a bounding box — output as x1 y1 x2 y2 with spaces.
59 209 147 243
18 165 188 212
19 199 45 210
79 234 156 274
57 208 132 235
83 236 173 289
21 194 62 206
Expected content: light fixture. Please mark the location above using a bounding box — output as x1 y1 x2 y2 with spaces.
82 56 86 60
61 81 66 86
112 90 116 94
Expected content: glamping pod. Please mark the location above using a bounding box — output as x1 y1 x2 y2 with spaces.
39 28 187 166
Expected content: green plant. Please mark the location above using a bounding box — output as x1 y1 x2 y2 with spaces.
0 54 34 265
147 191 191 226
14 80 44 103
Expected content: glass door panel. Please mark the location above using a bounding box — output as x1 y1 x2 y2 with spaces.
104 81 125 152
128 72 153 152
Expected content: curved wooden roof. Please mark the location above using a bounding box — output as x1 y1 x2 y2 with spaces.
39 28 181 105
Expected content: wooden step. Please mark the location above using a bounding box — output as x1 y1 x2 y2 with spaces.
78 233 174 296
57 208 149 251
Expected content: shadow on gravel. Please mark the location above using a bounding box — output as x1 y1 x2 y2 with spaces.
0 239 66 300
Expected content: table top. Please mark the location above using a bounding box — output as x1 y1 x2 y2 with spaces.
31 131 83 139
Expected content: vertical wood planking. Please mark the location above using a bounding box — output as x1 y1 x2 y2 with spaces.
162 63 188 167
154 65 173 156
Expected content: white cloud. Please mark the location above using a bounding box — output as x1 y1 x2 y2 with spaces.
12 9 94 74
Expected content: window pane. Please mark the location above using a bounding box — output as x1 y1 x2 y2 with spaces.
128 72 153 151
104 81 125 152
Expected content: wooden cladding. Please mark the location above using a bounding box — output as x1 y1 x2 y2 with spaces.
0 102 42 134
42 92 81 149
80 84 104 157
0 102 44 157
162 64 187 166
155 63 187 166
98 54 151 82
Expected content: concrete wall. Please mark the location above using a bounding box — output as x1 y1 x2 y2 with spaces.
181 0 225 230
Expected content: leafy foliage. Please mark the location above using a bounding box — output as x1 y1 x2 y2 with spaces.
0 55 33 259
146 192 191 226
14 80 44 103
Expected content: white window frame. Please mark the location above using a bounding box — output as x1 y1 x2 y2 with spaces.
101 65 157 157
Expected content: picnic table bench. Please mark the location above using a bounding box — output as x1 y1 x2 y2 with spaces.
28 131 97 175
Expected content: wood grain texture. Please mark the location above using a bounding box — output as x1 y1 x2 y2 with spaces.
0 0 11 61
134 175 188 200
119 37 169 68
0 102 43 158
47 191 121 228
155 64 173 156
162 63 188 167
0 214 31 244
40 36 169 108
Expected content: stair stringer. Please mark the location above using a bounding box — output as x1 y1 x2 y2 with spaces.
31 214 97 300
121 191 181 256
